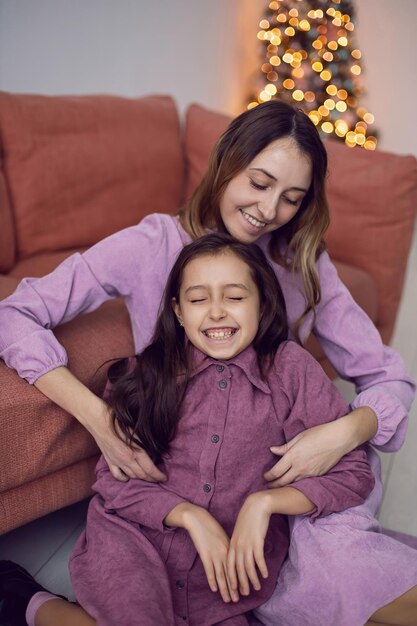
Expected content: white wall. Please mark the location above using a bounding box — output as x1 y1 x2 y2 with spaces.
0 0 416 153
0 0 259 116
356 0 417 157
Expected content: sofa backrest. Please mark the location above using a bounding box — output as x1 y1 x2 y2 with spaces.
183 103 417 343
0 92 183 265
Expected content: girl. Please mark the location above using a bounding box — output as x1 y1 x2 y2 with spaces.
6 233 417 626
0 102 415 622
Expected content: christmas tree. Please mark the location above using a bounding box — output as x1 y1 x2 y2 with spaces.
250 0 377 149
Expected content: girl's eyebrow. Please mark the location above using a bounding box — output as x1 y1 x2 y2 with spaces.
184 283 249 294
249 167 308 193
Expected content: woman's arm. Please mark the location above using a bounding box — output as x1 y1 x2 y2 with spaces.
0 214 183 480
267 252 415 485
265 405 377 487
36 367 165 481
312 251 415 451
265 341 379 488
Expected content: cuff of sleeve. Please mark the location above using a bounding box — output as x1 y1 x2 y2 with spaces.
288 480 322 522
155 493 190 533
1 331 68 384
106 488 188 533
350 388 408 452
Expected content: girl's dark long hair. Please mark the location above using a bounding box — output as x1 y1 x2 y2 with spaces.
108 233 288 463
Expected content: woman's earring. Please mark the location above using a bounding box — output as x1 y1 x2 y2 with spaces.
178 320 183 327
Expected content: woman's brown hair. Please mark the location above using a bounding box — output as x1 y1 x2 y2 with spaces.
179 100 329 340
108 233 288 463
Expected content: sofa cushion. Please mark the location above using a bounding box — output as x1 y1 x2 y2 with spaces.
0 274 20 300
325 140 417 342
0 93 183 259
183 104 232 202
10 248 88 279
183 103 417 344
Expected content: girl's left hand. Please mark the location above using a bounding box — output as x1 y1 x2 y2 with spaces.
227 492 271 596
264 419 350 487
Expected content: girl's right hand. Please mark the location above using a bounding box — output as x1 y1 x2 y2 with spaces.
89 405 167 483
177 504 239 603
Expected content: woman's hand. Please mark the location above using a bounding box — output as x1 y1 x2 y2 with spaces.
35 367 166 482
173 504 237 603
227 492 271 596
89 405 166 483
35 366 166 483
264 407 378 487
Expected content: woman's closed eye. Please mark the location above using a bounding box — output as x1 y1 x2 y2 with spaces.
250 180 268 191
284 196 300 207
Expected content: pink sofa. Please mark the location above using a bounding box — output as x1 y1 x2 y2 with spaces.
0 92 416 534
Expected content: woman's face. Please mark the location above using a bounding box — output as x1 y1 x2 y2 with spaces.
173 251 260 361
219 137 312 244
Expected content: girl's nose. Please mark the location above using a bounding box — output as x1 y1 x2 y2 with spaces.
209 301 226 320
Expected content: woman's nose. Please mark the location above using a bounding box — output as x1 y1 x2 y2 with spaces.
258 196 278 221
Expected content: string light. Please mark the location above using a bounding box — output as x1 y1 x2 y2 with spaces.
249 0 378 149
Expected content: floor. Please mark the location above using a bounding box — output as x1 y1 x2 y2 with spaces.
1 226 416 606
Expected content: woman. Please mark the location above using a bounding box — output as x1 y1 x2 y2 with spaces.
0 101 415 624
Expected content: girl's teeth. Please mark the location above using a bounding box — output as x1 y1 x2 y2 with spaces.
205 329 236 339
241 210 266 228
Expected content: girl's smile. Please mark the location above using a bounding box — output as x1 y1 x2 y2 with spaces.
173 251 260 360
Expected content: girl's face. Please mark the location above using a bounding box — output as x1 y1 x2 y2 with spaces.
219 137 312 243
173 251 260 361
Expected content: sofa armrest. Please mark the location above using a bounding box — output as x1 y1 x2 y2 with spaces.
0 298 134 501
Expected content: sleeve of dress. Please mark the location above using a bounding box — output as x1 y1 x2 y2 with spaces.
274 342 375 521
0 213 177 384
311 250 416 451
93 457 187 532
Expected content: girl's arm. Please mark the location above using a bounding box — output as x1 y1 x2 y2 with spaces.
227 487 314 596
165 503 237 604
268 252 415 485
0 214 183 481
95 459 236 603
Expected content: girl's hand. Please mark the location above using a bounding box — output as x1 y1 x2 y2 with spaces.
264 407 377 487
179 505 238 603
227 492 271 596
89 405 166 483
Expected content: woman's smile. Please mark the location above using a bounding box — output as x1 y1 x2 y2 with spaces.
239 209 267 231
